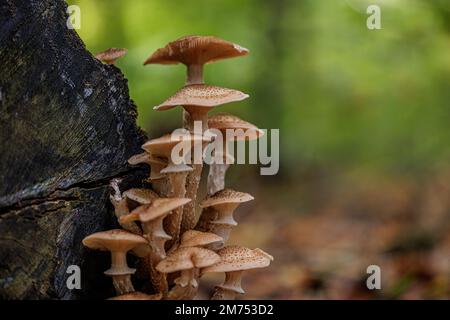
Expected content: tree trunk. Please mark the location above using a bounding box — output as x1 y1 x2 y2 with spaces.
0 0 147 299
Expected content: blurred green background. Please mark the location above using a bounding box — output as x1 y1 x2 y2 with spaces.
68 0 450 176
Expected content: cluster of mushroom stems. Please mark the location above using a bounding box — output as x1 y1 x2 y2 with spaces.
85 36 273 300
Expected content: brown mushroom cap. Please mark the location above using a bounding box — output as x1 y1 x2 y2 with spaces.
202 246 273 274
108 292 163 300
121 198 191 224
123 188 159 205
82 229 147 252
95 48 127 64
179 230 224 248
142 132 212 158
156 247 220 273
200 188 254 208
128 152 167 166
144 35 248 66
154 84 248 111
208 113 264 141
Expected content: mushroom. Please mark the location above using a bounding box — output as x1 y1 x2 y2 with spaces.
198 189 254 249
156 247 220 300
142 132 212 244
95 47 127 65
154 84 249 132
108 292 162 300
120 198 191 294
168 230 224 255
109 179 141 235
153 87 247 236
207 113 264 195
179 230 224 249
144 35 248 86
82 229 148 295
123 188 159 206
145 36 249 239
120 198 191 260
128 152 168 195
201 246 273 300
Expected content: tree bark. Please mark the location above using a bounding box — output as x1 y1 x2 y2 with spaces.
0 0 147 299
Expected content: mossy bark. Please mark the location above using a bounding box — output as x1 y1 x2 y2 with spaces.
0 0 147 299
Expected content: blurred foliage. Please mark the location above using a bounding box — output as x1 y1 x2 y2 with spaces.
67 0 450 176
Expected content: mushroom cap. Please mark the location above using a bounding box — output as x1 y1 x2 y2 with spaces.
156 247 220 273
154 84 249 111
128 152 167 166
200 188 254 208
144 35 248 66
179 230 224 248
123 188 159 204
142 132 212 158
160 163 193 174
108 292 162 300
95 48 127 63
208 113 264 141
202 246 273 274
82 229 147 252
121 198 191 224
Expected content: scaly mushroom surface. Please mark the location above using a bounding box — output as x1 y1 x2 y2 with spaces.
157 247 220 300
202 246 273 300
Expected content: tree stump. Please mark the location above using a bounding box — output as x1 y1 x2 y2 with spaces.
0 0 147 299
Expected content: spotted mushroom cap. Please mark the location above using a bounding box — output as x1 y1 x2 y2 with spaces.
156 247 220 273
123 188 159 205
144 35 248 66
108 292 163 301
154 84 248 111
200 188 254 208
95 48 127 64
179 230 224 248
120 198 191 224
202 246 273 274
82 229 147 252
208 113 264 141
142 132 212 158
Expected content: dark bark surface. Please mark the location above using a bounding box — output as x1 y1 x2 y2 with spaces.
0 0 147 299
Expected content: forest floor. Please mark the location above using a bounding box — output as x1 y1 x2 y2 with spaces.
198 168 450 299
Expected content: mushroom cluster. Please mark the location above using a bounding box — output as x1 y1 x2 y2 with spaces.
84 36 272 300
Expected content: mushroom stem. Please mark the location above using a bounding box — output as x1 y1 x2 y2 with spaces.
207 203 238 249
207 163 230 196
142 218 171 261
148 251 169 295
182 106 208 132
142 219 171 295
168 269 199 300
164 171 189 246
209 223 233 250
112 274 135 295
109 251 135 295
181 110 209 234
186 64 204 85
211 271 244 300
